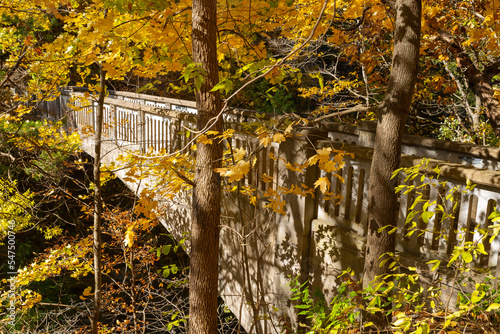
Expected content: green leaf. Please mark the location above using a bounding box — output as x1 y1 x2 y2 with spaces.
210 78 233 94
310 72 324 89
488 211 500 222
427 259 441 271
470 290 485 303
410 195 422 210
462 251 473 263
162 244 172 255
476 242 487 255
295 304 311 309
171 264 178 275
421 211 434 224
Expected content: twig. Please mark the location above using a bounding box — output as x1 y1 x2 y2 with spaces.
170 166 195 187
38 302 91 319
310 104 376 123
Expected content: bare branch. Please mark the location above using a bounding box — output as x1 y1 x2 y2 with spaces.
309 104 376 123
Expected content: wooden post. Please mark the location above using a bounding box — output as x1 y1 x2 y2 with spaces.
139 107 146 152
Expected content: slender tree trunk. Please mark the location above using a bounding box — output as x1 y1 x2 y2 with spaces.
189 0 223 333
437 33 500 137
91 66 106 334
362 0 421 329
455 57 500 137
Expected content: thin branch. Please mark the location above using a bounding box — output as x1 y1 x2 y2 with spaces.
310 104 375 123
0 50 28 88
38 302 91 319
170 166 195 187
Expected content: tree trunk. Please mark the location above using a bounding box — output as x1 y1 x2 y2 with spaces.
362 0 421 329
91 66 106 334
455 56 500 137
189 0 223 333
437 32 500 137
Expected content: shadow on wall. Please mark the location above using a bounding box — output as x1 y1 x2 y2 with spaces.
309 221 366 301
158 191 192 251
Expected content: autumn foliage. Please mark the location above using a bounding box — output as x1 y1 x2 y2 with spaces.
0 0 499 332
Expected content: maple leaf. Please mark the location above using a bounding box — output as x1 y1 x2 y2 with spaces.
217 160 250 182
272 132 286 144
322 160 337 173
233 147 246 161
333 154 346 168
83 286 92 296
314 177 331 194
260 136 272 148
285 162 304 172
197 134 213 145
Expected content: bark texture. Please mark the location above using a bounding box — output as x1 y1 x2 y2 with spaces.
362 0 421 328
189 0 223 333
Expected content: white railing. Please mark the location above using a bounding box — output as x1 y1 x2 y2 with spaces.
315 143 500 277
63 90 196 154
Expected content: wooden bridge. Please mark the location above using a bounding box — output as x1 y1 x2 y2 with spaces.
39 87 500 332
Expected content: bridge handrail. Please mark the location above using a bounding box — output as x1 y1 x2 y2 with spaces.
36 87 500 329
48 87 500 170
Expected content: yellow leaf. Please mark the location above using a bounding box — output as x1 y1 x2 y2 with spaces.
82 286 92 298
215 167 229 175
272 132 286 144
260 136 272 148
221 160 250 182
285 162 303 172
322 160 337 173
486 303 500 312
197 134 213 145
233 147 246 161
314 177 331 193
124 228 135 248
316 147 331 157
262 174 274 183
